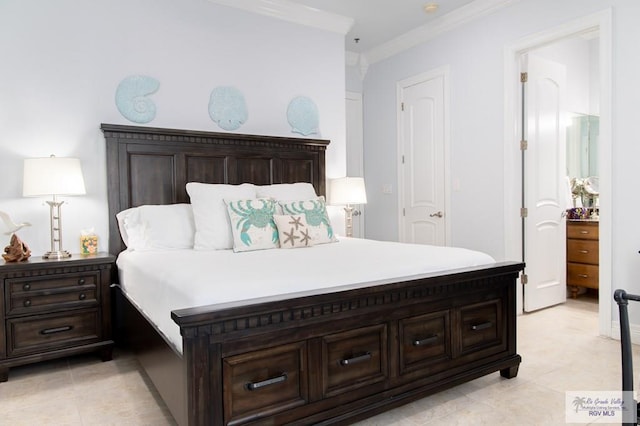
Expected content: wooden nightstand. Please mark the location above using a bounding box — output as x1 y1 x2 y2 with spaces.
0 253 115 382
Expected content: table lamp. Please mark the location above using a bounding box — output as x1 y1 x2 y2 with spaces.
329 177 367 237
23 155 86 259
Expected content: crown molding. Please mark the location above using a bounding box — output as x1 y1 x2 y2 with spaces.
208 0 354 35
365 0 521 64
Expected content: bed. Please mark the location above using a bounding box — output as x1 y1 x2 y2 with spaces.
103 123 523 425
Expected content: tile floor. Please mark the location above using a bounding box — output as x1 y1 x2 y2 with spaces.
0 296 634 425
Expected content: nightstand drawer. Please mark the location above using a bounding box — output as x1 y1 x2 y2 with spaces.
7 287 97 316
8 272 98 293
7 310 100 357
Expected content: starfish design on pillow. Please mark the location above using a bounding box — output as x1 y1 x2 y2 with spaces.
282 227 300 247
288 215 304 230
300 229 312 246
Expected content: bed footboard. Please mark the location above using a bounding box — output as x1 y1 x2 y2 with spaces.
171 261 523 425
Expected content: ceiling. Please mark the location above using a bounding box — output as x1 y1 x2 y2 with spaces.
288 0 476 53
208 0 516 63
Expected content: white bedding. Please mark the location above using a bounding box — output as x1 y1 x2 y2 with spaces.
116 237 495 353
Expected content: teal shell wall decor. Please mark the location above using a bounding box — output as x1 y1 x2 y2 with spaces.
208 86 248 131
287 96 319 136
115 75 160 123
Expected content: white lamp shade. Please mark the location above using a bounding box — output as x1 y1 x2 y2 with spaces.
329 177 367 205
23 156 86 196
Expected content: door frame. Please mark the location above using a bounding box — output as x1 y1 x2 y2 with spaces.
503 9 612 336
396 65 451 245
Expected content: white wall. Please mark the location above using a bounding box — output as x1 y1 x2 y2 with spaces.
0 0 346 255
362 0 639 261
363 0 640 330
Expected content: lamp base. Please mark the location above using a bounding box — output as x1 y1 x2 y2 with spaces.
43 250 72 260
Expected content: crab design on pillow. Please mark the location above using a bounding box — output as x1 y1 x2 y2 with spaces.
227 198 278 247
280 198 336 243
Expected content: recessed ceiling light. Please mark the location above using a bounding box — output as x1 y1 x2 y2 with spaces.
423 3 439 14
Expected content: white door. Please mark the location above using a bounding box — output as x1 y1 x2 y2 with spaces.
398 70 448 246
523 54 568 312
346 91 365 238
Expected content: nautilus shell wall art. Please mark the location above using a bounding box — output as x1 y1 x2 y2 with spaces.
115 75 160 123
287 96 319 136
208 86 248 131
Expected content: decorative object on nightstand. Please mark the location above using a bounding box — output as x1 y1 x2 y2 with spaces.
0 211 32 262
329 177 367 238
2 234 31 262
0 253 115 382
23 155 86 259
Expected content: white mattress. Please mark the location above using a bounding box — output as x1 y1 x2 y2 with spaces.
116 237 495 353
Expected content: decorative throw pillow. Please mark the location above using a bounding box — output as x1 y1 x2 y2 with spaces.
279 197 337 244
273 214 314 249
225 198 279 252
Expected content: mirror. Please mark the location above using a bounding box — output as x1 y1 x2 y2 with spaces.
566 114 599 211
566 113 599 178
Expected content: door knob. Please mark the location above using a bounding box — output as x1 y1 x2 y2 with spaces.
429 211 443 218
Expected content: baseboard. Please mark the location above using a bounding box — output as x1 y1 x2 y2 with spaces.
610 320 640 345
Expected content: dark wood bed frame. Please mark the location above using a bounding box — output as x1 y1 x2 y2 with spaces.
103 123 523 426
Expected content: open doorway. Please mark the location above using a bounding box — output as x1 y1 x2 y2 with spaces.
503 10 612 336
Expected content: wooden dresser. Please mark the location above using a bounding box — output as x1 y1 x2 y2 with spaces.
0 253 114 381
566 220 599 298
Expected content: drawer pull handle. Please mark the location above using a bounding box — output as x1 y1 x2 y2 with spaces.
79 293 86 300
23 299 32 307
580 230 589 234
40 325 73 335
579 250 589 254
78 278 85 285
471 322 492 331
340 352 372 366
578 274 589 278
413 335 438 346
23 283 31 291
246 373 287 391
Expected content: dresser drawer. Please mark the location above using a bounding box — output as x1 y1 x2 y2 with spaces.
223 341 308 423
567 222 599 240
322 324 388 398
7 310 100 357
458 299 503 356
567 263 599 289
567 239 599 264
399 310 451 376
6 273 99 316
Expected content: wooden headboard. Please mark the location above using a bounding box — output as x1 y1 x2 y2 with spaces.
102 123 329 255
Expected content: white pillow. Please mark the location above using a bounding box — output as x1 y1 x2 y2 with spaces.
115 204 195 251
255 182 317 201
225 198 279 252
279 197 337 245
186 182 256 250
